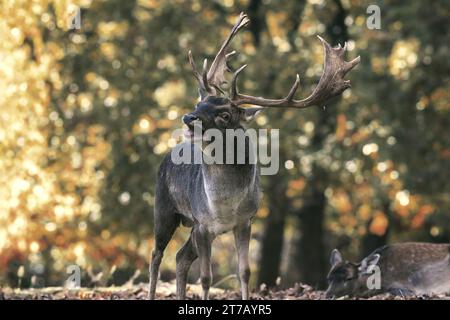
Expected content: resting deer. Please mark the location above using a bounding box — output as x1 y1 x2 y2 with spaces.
149 12 360 300
326 242 450 298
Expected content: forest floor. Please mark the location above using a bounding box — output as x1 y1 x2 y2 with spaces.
1 282 450 300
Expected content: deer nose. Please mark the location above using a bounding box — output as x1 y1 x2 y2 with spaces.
182 114 199 125
325 289 334 299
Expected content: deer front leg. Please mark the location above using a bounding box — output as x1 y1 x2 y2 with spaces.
148 209 179 300
193 225 213 300
233 221 251 300
176 232 198 299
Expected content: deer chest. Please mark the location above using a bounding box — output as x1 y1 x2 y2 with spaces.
196 187 259 235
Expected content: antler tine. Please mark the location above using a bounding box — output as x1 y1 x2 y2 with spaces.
205 12 249 92
285 74 300 101
187 13 249 99
226 51 237 59
230 64 247 100
188 50 209 99
188 50 202 86
231 35 360 108
202 58 213 94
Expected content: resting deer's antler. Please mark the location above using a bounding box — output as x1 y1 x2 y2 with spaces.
188 12 360 107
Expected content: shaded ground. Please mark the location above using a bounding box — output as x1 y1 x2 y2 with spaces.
1 282 449 300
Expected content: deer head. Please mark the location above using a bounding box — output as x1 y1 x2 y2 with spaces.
184 12 360 135
326 249 381 298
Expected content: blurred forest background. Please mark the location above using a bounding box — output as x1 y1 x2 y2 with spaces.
0 0 449 291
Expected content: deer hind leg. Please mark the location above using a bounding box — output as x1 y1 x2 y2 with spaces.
176 231 198 299
148 209 179 300
192 225 213 300
233 222 251 300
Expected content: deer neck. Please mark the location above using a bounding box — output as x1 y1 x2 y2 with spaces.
200 131 257 192
201 161 257 190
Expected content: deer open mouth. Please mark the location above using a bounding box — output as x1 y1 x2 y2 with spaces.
183 124 204 141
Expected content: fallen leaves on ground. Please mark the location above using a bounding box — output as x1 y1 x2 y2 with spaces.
1 282 449 300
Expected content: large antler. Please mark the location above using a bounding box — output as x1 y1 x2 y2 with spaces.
188 12 249 98
188 12 360 107
230 36 360 108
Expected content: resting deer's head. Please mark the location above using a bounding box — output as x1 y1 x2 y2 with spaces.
183 12 360 141
326 249 381 298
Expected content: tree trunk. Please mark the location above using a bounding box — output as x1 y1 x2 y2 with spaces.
294 0 348 289
257 175 289 287
297 187 326 288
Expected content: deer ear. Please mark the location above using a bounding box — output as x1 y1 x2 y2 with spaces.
360 254 380 272
238 106 263 123
330 249 343 266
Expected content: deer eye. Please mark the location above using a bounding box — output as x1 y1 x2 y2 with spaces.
345 275 356 282
219 112 231 121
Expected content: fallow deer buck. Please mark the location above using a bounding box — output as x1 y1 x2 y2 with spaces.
149 12 360 300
